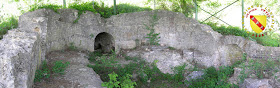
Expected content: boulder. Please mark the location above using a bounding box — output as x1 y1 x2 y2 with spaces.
240 78 273 88
126 46 193 74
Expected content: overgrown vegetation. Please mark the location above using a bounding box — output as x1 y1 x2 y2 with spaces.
29 4 63 13
238 56 280 83
144 11 160 45
34 60 70 82
68 42 77 51
87 51 251 87
205 22 280 47
0 16 18 40
87 51 188 87
184 53 249 87
101 72 137 88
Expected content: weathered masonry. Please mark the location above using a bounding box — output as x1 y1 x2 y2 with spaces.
0 9 279 88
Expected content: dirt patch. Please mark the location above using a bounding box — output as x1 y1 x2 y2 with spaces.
33 50 104 88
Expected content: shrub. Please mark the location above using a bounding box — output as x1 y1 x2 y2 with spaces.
101 72 137 88
52 60 70 75
29 4 63 13
0 16 18 39
186 66 235 88
116 4 152 14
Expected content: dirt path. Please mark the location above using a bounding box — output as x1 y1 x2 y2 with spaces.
33 51 104 88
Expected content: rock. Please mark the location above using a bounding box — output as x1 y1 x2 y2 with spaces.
269 72 280 88
240 78 273 88
185 71 205 86
126 46 193 74
183 50 194 63
228 68 242 85
185 71 204 81
117 40 136 49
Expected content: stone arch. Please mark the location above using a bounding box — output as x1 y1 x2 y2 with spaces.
94 32 115 53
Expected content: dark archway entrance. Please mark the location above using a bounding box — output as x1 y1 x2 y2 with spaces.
94 32 115 53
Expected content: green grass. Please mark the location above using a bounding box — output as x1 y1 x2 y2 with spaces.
87 51 240 88
29 4 63 13
204 22 280 47
34 60 70 82
0 16 18 40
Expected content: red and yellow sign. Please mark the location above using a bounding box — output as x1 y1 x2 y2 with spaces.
243 5 275 37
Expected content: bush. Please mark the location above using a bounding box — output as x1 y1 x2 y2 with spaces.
102 72 137 88
29 4 63 13
205 22 280 47
186 66 235 88
0 16 18 39
52 60 70 75
116 4 152 14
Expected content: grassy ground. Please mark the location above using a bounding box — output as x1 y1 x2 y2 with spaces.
86 51 243 88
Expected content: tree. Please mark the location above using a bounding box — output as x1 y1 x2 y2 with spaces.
146 0 205 17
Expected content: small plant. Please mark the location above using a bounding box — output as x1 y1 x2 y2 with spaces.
34 60 70 82
90 33 94 38
52 60 70 75
0 16 18 40
144 11 160 45
102 72 136 88
102 72 120 88
168 46 176 50
69 42 77 51
34 61 50 82
186 66 234 88
120 74 137 88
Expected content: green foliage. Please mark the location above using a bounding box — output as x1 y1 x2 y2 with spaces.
34 61 50 82
88 51 103 62
144 11 160 45
205 22 280 47
102 72 121 88
147 0 205 17
69 42 77 51
168 46 176 50
205 22 249 38
102 72 136 88
251 35 280 47
116 4 152 14
238 57 280 83
186 66 235 88
34 60 70 82
0 16 18 40
29 4 63 13
52 60 70 75
120 74 137 88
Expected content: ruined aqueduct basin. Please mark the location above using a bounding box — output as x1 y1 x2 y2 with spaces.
1 9 280 88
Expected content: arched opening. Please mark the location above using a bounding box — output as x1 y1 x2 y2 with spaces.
94 32 115 53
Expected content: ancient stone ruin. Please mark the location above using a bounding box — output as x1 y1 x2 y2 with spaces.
0 9 280 88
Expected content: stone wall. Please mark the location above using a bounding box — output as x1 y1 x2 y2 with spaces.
0 9 280 88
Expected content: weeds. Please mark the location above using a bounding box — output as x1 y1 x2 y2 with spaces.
204 22 280 47
52 60 70 75
168 46 176 50
101 72 137 88
0 16 18 40
34 60 70 82
29 4 63 13
144 11 160 45
68 42 77 51
186 66 235 88
34 61 50 82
